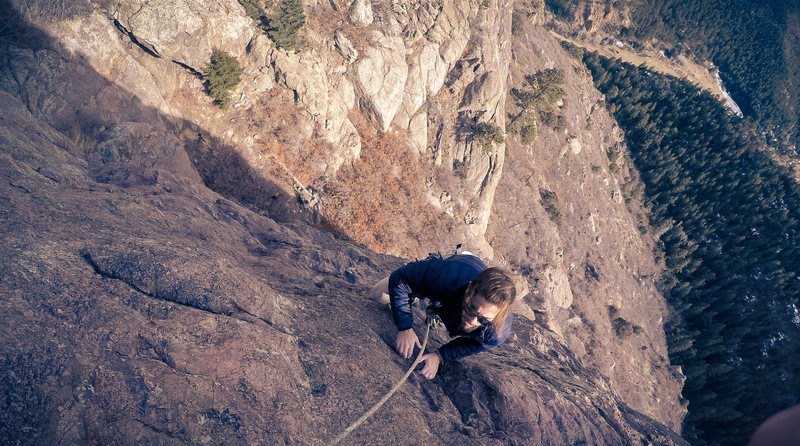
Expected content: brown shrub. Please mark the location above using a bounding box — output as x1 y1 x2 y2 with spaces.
321 111 449 255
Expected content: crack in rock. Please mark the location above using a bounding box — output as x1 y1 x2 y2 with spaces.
80 250 268 328
111 17 161 59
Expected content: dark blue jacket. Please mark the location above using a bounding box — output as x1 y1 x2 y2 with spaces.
388 254 513 362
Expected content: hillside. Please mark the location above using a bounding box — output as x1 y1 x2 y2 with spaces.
547 30 728 107
546 0 800 154
581 50 800 446
538 2 800 444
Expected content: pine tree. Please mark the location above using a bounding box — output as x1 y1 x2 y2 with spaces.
508 68 566 144
263 0 306 50
204 49 243 109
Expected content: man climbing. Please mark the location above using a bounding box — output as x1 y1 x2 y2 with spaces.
371 253 516 379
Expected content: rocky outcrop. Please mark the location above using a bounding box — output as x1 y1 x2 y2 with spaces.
40 0 510 256
266 46 362 173
390 0 473 131
352 31 408 132
570 0 633 33
0 88 687 445
110 0 253 69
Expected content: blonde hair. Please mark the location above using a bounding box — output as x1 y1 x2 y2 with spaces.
468 267 515 330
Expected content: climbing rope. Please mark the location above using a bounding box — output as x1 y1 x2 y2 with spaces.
327 313 439 446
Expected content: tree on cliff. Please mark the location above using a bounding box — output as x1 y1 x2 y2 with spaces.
204 49 243 109
236 0 306 50
263 0 305 50
508 68 566 145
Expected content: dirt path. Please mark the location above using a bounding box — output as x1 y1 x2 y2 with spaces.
549 30 727 102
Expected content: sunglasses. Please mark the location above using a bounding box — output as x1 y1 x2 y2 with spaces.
463 296 494 325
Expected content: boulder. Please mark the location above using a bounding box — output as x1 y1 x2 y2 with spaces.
349 0 374 26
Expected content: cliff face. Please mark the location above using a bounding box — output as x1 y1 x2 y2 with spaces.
493 20 686 428
1 0 687 443
0 87 686 445
39 0 513 257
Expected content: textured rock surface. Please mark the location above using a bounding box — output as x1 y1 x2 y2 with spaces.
111 0 253 69
353 32 408 132
0 88 687 445
38 0 507 255
267 48 362 172
1 0 689 442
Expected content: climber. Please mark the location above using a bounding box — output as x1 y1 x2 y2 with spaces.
370 253 516 379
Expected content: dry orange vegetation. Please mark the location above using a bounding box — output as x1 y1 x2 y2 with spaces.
321 111 452 255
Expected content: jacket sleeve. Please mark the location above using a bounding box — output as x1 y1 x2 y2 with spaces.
388 256 467 330
387 259 431 331
438 337 486 362
439 312 514 362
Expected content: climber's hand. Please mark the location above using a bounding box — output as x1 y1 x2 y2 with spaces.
396 329 421 359
419 353 440 379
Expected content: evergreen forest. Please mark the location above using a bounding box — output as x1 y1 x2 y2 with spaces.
625 0 800 154
582 51 800 445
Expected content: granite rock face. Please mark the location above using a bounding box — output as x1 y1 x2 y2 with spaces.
37 0 508 254
0 0 688 442
0 86 687 444
111 0 253 69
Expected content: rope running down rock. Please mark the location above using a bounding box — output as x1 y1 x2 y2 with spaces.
327 318 435 445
